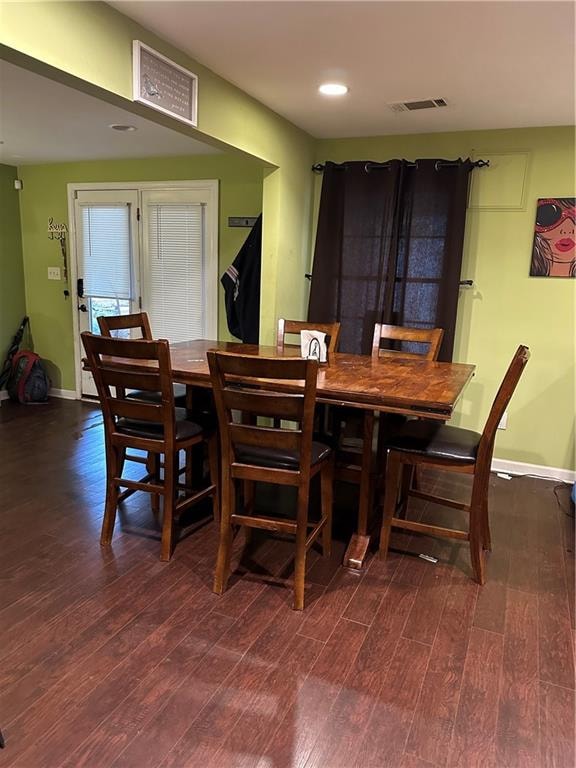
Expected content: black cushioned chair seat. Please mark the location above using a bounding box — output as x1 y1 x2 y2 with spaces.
383 420 481 463
126 383 187 408
235 441 332 470
116 407 203 441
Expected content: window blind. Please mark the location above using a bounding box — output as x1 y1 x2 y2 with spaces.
80 205 132 299
146 202 205 343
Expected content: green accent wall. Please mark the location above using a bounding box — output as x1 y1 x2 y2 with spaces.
2 3 574 472
17 154 263 389
0 0 316 344
0 164 26 372
315 127 576 472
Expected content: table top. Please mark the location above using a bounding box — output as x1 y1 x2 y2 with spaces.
165 340 475 419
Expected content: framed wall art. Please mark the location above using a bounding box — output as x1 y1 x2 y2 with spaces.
530 198 575 278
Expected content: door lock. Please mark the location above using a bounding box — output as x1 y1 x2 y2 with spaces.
78 303 88 313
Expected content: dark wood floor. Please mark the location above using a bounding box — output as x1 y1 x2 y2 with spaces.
0 399 574 768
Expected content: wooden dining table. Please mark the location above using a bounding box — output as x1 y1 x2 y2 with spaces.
105 338 475 569
173 340 475 568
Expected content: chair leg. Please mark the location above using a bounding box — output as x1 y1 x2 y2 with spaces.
160 452 177 562
150 453 161 516
213 476 234 595
481 495 492 551
118 447 127 478
397 464 414 519
379 452 403 558
320 458 334 558
242 479 255 546
293 486 310 611
185 446 193 491
208 435 220 525
100 445 121 546
469 502 486 585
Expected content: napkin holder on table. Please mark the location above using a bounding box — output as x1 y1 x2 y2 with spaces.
300 330 328 363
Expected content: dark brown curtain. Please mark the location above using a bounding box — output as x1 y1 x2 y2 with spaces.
308 158 473 360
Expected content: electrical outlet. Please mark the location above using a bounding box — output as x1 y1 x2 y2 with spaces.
498 411 508 430
48 267 61 280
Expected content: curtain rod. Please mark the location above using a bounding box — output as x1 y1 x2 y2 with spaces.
311 158 490 173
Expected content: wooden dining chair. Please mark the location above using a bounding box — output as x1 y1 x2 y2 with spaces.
82 332 219 561
276 318 341 357
276 318 341 431
97 312 188 407
379 345 530 584
207 351 334 610
335 324 444 560
372 323 444 361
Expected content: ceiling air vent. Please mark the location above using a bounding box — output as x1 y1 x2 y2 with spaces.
388 98 449 112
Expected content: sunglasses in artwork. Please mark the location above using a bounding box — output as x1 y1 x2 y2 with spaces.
535 199 576 233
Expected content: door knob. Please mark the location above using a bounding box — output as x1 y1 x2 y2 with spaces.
78 303 88 313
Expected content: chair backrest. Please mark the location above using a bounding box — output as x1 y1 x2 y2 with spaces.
97 312 153 340
478 345 530 459
372 324 444 361
81 332 176 442
207 351 319 477
277 319 341 356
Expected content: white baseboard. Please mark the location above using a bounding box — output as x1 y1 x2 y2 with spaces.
1 388 78 403
492 457 575 484
49 388 78 400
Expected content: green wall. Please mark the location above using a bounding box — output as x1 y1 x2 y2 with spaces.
315 127 576 472
0 164 26 372
2 4 574 472
17 154 263 389
0 0 316 344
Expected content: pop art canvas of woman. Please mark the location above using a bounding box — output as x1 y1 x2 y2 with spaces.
530 198 575 278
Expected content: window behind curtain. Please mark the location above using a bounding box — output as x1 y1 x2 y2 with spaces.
308 159 472 360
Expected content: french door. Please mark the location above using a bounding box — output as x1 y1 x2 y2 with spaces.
74 190 140 396
72 182 218 398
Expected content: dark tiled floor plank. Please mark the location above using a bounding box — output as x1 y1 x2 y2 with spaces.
539 681 575 768
208 633 323 768
402 562 453 646
0 401 573 768
405 573 478 766
537 498 575 691
342 549 401 625
159 604 318 767
257 618 368 768
303 582 418 768
62 609 235 768
495 588 540 768
360 637 431 768
447 627 504 768
3 569 198 766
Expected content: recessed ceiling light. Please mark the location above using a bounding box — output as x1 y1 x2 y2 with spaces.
109 124 137 132
318 83 348 96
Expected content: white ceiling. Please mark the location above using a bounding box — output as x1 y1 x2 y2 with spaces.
0 60 220 165
111 0 576 138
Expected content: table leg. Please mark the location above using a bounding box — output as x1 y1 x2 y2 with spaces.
343 411 375 570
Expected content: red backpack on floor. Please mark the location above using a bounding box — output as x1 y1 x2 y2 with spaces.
7 350 50 404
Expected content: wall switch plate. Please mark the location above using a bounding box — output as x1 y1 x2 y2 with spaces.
48 267 61 280
498 411 508 430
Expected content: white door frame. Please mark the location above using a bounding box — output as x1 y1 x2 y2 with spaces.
67 180 219 399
